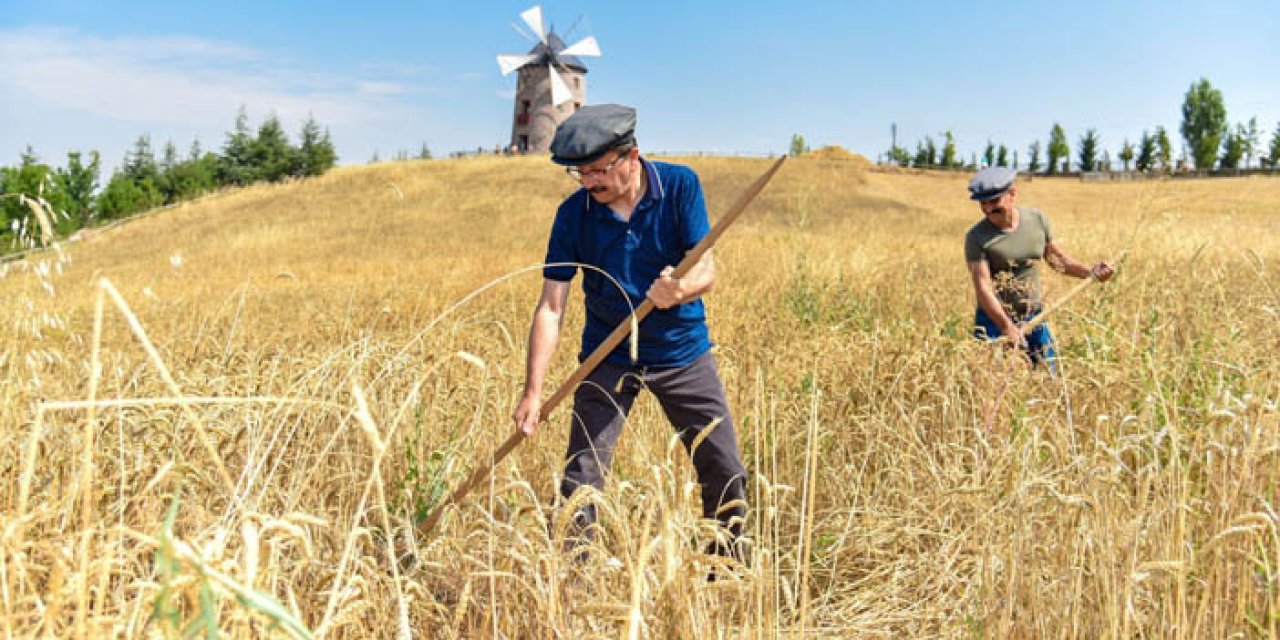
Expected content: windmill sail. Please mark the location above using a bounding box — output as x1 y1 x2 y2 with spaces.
497 54 537 76
520 5 546 42
548 64 573 106
558 36 601 58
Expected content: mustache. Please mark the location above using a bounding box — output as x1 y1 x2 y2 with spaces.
589 186 608 194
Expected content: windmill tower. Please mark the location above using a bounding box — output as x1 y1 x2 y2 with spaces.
497 5 602 153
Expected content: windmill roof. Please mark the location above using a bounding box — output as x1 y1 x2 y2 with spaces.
527 31 589 73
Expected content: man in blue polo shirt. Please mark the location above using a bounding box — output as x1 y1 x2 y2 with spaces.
512 104 747 560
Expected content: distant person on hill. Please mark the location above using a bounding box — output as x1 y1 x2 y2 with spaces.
964 166 1114 369
512 104 748 562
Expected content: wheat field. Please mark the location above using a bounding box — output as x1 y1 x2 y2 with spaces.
2 154 1279 638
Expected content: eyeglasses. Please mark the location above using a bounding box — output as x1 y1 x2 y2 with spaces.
565 154 625 181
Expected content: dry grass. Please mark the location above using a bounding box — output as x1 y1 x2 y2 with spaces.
2 154 1279 637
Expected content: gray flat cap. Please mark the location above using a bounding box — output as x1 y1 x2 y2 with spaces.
550 104 636 166
968 166 1017 201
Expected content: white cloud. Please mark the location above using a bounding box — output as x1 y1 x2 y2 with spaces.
0 26 419 129
0 26 526 167
0 25 482 168
358 61 435 77
356 81 410 96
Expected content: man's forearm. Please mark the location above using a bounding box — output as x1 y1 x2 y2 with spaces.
1052 257 1091 279
976 287 1018 335
1046 243 1094 279
523 310 561 397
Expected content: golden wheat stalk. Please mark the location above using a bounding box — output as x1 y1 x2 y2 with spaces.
95 278 238 493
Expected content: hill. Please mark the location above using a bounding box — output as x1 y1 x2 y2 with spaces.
2 156 1279 637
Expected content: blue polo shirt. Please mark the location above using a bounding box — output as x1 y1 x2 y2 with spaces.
543 158 712 367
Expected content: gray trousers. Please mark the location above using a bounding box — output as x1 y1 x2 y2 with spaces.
560 352 748 548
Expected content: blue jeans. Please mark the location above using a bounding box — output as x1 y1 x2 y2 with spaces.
974 307 1058 371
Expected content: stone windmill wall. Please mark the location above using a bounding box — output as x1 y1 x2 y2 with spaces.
509 64 586 153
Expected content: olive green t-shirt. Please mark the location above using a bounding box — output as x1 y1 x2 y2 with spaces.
964 207 1054 316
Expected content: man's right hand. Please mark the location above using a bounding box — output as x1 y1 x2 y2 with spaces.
1002 325 1028 350
513 392 542 436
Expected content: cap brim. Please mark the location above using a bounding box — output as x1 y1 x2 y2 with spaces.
970 188 1009 202
550 147 610 167
550 133 636 166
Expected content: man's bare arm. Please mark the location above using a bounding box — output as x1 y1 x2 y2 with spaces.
513 279 571 435
968 259 1024 345
1045 241 1114 281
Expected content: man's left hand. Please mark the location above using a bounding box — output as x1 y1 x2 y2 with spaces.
1090 261 1115 282
646 266 685 309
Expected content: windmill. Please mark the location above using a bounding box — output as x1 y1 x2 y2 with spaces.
497 5 602 153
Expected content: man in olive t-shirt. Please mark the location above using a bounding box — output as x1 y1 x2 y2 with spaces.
964 166 1114 367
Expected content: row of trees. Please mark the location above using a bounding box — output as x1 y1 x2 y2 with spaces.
1 109 338 247
885 78 1280 174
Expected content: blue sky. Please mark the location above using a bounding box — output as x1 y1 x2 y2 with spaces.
2 0 1278 171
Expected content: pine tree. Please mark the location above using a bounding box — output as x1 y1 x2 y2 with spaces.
123 135 160 185
220 106 257 186
1077 129 1100 172
1154 127 1173 172
996 145 1009 167
296 115 337 177
1027 141 1042 173
1219 123 1247 170
982 140 995 167
56 150 100 228
112 135 163 214
1135 132 1156 172
252 114 296 182
157 140 180 203
417 142 432 160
